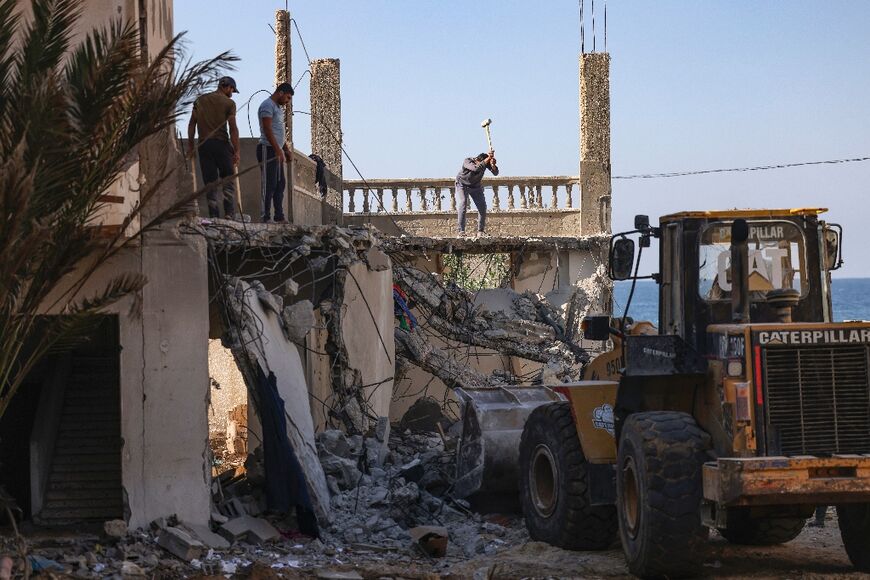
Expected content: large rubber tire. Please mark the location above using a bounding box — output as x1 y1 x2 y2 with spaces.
837 503 870 572
718 508 805 545
616 412 710 579
518 401 617 550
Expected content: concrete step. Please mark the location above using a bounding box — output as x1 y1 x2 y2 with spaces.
38 505 123 523
45 488 124 502
49 470 121 483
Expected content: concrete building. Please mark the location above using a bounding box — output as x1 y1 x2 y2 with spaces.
1 0 613 536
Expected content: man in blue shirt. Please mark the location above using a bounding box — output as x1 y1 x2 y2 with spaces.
456 150 499 237
257 83 294 223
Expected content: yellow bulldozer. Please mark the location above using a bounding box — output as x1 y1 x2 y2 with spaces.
509 208 870 578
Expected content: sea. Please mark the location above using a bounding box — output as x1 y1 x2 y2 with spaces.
613 278 870 327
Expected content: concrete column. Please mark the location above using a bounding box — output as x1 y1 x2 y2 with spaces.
275 10 293 220
310 58 343 213
579 52 612 235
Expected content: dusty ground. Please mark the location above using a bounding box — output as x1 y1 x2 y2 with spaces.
4 512 867 579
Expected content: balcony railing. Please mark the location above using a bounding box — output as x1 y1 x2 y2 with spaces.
343 176 580 214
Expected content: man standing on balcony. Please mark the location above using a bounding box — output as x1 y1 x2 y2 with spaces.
187 76 241 219
257 83 294 223
456 151 498 237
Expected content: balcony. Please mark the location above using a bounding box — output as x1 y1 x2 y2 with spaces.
343 175 610 238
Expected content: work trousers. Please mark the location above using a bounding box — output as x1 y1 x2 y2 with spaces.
456 180 487 232
256 144 286 222
198 138 235 218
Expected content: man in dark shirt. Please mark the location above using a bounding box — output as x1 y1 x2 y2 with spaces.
187 76 241 219
456 151 499 236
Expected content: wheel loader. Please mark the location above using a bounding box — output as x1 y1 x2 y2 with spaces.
456 208 870 578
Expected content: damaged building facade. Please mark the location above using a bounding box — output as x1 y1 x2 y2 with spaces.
1 0 615 560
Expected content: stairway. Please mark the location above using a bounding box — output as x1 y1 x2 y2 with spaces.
36 355 123 525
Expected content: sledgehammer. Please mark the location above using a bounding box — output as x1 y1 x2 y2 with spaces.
481 118 494 152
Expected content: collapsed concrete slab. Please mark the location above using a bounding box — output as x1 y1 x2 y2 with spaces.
220 278 331 525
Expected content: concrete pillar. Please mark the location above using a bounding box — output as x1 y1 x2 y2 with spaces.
275 10 293 220
579 52 612 235
310 58 343 213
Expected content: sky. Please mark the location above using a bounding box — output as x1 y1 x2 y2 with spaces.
175 1 870 277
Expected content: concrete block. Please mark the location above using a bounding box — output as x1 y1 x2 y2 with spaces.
157 527 205 562
219 515 280 544
103 519 127 538
180 522 231 549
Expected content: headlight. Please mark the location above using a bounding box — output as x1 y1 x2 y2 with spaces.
726 359 744 377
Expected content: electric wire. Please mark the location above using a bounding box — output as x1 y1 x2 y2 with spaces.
614 156 870 180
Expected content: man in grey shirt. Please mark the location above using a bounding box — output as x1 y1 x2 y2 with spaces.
257 83 294 223
456 150 499 236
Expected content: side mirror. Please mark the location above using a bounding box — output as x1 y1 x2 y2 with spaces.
823 225 843 271
610 237 636 280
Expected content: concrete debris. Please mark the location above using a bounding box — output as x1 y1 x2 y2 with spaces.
364 246 391 271
181 521 231 549
320 453 362 490
252 279 283 314
400 397 446 433
409 525 449 557
222 277 332 523
219 515 281 544
393 265 589 386
282 299 316 343
157 526 206 562
103 519 128 539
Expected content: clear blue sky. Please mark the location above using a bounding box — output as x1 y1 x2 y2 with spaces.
175 1 870 277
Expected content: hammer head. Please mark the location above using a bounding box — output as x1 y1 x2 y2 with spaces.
481 118 492 128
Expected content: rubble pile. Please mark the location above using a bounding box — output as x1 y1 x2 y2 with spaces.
393 265 593 388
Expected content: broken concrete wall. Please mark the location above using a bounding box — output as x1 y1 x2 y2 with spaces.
340 259 395 423
221 278 331 523
190 140 325 225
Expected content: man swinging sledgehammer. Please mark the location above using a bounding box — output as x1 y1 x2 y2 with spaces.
456 119 499 237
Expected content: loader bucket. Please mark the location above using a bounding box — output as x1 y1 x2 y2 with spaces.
453 386 565 498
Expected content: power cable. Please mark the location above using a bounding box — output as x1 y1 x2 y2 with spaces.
613 155 870 180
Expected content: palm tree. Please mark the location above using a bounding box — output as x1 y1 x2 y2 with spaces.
0 0 234 420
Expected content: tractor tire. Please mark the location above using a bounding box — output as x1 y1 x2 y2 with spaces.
837 503 870 572
718 508 805 545
616 411 710 579
518 401 617 550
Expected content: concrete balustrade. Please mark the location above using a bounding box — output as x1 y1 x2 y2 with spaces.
343 176 580 215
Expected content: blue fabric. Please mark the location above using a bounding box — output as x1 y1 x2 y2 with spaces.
253 365 318 537
393 289 417 329
258 97 285 146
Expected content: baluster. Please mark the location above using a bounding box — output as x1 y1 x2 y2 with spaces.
347 188 355 213
362 188 370 213
404 187 412 212
534 185 542 208
492 184 501 211
391 188 398 213
420 185 428 211
520 185 528 209
375 188 384 212
449 187 457 212
565 182 573 208
435 186 442 211
507 184 515 210
550 183 558 208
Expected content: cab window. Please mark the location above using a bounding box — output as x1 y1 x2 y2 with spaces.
698 220 806 302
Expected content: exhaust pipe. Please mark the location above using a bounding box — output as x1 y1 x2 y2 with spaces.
730 219 750 323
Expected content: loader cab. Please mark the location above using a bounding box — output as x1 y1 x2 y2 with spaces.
612 208 843 354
